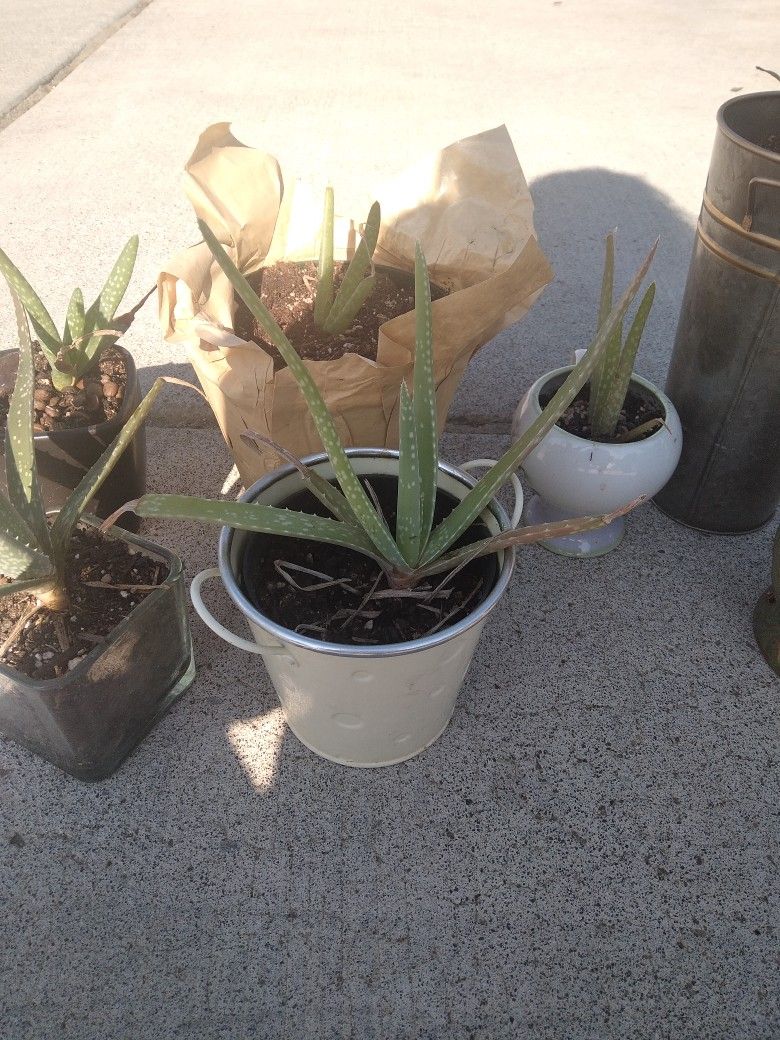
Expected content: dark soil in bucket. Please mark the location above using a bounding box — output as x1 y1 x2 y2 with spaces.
0 527 167 679
239 475 498 646
233 261 448 369
540 374 665 443
0 342 128 433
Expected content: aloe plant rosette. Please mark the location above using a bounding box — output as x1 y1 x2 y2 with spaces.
0 292 194 780
158 123 555 486
512 234 682 558
136 227 656 765
0 236 146 520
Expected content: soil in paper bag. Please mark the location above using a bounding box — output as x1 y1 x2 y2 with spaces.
233 260 448 370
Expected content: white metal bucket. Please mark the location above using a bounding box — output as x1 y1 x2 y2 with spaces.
190 450 520 767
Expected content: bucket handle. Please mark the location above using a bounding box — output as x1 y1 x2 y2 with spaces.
190 567 291 658
744 177 780 234
461 459 524 529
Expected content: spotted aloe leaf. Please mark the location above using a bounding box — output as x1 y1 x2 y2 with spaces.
588 230 617 433
198 218 407 571
589 320 623 437
313 187 335 326
0 245 61 365
596 282 656 435
412 243 437 550
395 382 421 565
5 290 51 556
81 235 139 366
320 201 380 334
63 288 85 347
50 375 171 562
240 430 358 527
0 496 53 586
589 232 657 438
134 494 386 566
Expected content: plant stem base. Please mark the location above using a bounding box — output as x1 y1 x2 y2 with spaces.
525 496 625 558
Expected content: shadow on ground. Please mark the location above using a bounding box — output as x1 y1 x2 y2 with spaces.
450 167 696 430
3 171 778 1040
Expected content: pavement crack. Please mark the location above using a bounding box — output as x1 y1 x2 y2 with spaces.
0 1 155 131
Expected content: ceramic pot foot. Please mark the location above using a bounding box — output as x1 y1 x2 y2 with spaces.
526 495 625 558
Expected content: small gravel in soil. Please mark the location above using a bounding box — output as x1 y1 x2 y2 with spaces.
0 342 128 432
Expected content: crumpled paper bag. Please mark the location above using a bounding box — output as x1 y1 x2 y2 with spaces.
158 123 553 485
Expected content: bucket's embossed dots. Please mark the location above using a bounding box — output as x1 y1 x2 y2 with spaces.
332 713 364 729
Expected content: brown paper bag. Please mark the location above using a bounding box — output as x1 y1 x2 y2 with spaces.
158 123 553 486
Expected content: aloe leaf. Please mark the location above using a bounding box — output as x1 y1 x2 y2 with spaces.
360 200 381 257
589 231 616 429
82 235 138 365
63 288 85 347
589 320 623 437
417 499 641 579
598 231 615 329
0 573 57 600
313 187 335 326
240 431 358 526
321 201 380 334
198 218 407 570
0 500 53 582
49 374 168 563
5 290 51 555
598 282 657 435
616 416 663 443
134 494 388 566
420 240 658 565
323 275 376 335
395 382 421 565
412 243 438 549
0 248 61 361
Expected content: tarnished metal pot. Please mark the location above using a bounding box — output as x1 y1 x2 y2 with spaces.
654 91 780 532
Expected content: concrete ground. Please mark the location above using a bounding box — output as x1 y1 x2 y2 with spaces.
0 2 778 1038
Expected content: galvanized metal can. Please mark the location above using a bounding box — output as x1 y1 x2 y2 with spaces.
654 91 780 532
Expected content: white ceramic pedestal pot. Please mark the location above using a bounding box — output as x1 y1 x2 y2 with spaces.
512 367 682 557
190 450 518 767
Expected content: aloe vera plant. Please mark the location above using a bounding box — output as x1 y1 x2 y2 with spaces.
125 220 657 597
0 236 138 391
0 287 168 614
587 231 658 440
311 188 380 334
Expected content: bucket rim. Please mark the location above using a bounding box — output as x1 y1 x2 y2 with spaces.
717 91 780 162
217 449 516 659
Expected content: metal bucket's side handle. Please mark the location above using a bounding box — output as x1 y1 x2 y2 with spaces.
743 177 780 233
190 567 290 657
460 459 524 529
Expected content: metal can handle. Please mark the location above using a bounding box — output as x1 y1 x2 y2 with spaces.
461 458 524 529
190 567 291 657
743 177 780 234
